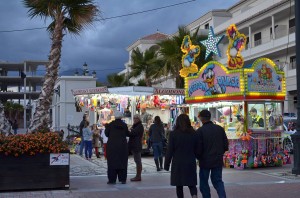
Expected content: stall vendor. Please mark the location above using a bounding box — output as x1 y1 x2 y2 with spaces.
141 108 152 124
250 108 264 128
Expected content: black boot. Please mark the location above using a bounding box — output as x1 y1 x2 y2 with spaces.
155 159 161 171
159 157 163 169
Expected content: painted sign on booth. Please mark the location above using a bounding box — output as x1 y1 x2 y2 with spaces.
186 62 241 98
247 59 284 93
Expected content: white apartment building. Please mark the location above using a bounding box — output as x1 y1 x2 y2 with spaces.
120 31 177 88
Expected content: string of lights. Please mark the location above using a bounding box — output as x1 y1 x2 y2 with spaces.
0 0 196 33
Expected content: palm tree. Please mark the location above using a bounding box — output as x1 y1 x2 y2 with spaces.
129 47 159 87
23 0 99 132
107 73 126 87
157 26 211 88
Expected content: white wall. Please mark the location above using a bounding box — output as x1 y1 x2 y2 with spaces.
52 76 96 136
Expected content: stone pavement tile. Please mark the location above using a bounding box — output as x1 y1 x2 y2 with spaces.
70 154 167 176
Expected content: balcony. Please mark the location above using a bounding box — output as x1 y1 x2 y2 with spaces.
254 39 262 47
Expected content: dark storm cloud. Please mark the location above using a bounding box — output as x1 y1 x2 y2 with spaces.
0 0 239 81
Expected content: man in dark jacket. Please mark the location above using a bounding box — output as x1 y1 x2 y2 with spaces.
105 111 129 184
196 109 228 198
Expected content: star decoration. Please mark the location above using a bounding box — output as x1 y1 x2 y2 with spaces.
200 26 224 60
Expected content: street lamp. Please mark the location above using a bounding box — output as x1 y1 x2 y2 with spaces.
292 0 300 175
83 62 88 76
92 70 97 78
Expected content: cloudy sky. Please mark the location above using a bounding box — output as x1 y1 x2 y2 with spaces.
0 0 239 81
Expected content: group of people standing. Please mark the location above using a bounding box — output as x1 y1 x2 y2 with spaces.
164 110 228 198
79 109 228 198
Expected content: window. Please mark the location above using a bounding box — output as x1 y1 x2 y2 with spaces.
254 32 261 46
289 18 295 28
204 23 209 29
290 56 296 69
247 102 283 131
289 18 295 33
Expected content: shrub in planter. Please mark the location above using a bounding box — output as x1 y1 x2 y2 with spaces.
0 133 70 191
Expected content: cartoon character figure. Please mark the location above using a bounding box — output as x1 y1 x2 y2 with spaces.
202 64 226 95
180 35 200 77
258 64 272 83
226 24 247 69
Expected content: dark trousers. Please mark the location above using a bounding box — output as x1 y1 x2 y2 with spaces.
152 142 163 160
107 167 127 183
79 136 84 155
199 166 226 198
176 186 197 198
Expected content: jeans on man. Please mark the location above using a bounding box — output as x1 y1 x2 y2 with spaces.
79 136 84 156
199 166 226 198
152 142 163 160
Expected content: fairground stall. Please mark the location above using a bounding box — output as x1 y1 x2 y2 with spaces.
181 24 290 169
71 86 185 152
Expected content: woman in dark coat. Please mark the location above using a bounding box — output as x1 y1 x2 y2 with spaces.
149 116 165 171
128 114 144 182
105 111 129 184
164 114 198 198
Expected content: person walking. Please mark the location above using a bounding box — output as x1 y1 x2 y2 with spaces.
79 114 88 156
149 116 165 171
128 114 144 182
12 120 18 135
83 121 93 161
105 111 129 184
164 114 198 198
196 109 228 198
92 124 101 158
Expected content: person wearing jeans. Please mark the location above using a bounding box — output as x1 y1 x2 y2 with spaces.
83 121 93 160
196 110 228 198
149 116 165 171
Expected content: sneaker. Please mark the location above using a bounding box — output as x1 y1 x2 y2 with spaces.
121 181 126 184
107 181 116 185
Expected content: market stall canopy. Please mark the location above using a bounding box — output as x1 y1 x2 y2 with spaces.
108 86 154 96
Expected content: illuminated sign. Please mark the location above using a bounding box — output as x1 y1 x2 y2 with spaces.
71 86 108 95
186 61 242 99
154 88 185 95
246 58 285 94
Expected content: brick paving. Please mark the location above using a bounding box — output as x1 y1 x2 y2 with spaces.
1 154 300 198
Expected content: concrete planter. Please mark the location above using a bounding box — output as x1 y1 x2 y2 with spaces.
0 151 70 191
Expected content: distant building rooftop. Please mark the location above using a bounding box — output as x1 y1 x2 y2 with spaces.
140 32 169 41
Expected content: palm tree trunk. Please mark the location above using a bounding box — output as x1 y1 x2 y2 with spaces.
29 14 64 132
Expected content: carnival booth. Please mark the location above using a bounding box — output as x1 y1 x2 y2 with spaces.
181 24 290 169
72 86 185 151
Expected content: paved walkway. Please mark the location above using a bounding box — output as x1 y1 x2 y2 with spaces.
70 154 164 176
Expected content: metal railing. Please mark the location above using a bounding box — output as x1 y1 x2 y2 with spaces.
254 39 262 47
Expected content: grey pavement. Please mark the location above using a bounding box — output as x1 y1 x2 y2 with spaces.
1 154 300 198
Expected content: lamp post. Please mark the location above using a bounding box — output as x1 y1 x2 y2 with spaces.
92 70 97 78
291 0 300 175
82 62 88 76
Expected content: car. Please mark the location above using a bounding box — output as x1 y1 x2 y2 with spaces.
282 118 297 153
